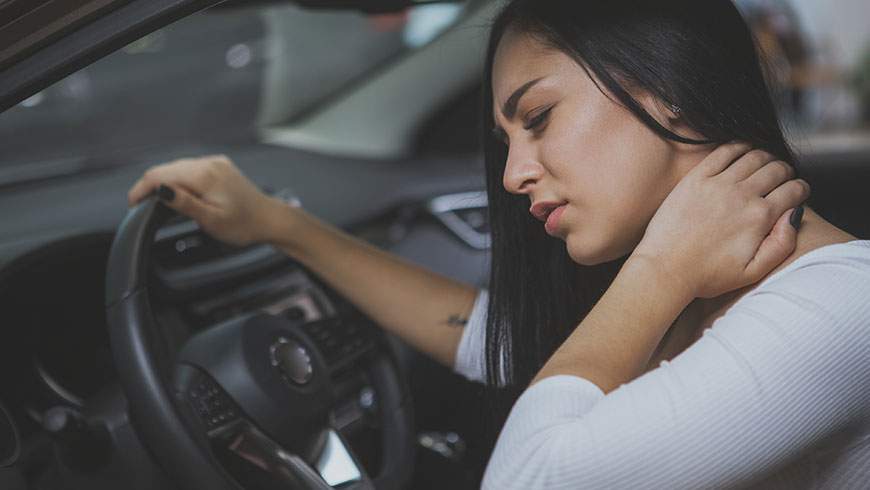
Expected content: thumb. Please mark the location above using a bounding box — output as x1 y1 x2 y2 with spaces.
156 183 220 226
744 205 803 281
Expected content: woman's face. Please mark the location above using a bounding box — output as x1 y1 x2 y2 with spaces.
491 28 711 265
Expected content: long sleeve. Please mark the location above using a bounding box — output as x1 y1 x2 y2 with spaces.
482 241 870 489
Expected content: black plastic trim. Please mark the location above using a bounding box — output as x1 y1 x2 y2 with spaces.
0 401 20 468
0 0 223 113
155 245 290 296
105 197 173 307
108 289 239 490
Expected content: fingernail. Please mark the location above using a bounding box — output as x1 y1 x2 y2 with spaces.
157 184 175 203
789 205 804 231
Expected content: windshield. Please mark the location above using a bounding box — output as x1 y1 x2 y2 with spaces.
0 2 467 178
1 0 869 183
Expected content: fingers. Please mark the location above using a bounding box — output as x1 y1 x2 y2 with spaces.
720 149 779 182
128 161 204 206
743 175 808 282
762 177 810 216
697 142 752 177
743 207 801 281
742 159 796 196
158 184 222 226
127 155 231 206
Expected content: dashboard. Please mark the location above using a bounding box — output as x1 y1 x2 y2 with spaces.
0 141 491 489
0 217 390 486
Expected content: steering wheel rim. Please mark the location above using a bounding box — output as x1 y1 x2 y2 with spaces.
105 196 415 490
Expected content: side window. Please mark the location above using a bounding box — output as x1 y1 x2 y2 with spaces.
1 8 268 167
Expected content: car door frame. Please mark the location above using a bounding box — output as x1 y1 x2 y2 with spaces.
0 0 218 113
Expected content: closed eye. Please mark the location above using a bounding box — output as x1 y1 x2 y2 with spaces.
491 105 553 145
523 106 553 131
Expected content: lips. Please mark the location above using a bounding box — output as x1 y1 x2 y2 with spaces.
530 201 567 223
530 201 568 236
544 205 566 236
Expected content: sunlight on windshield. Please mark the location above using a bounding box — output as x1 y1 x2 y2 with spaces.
0 2 466 177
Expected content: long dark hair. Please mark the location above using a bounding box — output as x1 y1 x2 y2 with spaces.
479 0 799 435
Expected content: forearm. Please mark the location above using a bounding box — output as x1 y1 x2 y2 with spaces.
265 201 477 369
532 255 694 393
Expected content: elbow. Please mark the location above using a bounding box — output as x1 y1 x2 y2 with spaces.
481 425 589 490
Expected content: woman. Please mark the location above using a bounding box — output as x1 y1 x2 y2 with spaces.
128 0 870 488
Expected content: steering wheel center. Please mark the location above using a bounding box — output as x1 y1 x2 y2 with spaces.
271 337 314 386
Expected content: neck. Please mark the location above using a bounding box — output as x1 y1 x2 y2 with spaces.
649 206 857 365
694 206 856 325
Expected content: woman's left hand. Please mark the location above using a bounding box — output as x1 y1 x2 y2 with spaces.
632 142 810 300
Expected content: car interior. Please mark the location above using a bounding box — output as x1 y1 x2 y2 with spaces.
0 0 868 489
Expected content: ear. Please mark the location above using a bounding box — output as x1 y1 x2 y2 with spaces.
637 91 708 143
641 92 682 128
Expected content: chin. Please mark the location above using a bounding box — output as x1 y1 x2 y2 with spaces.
564 232 630 266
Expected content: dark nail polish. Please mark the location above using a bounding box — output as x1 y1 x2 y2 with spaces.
157 184 175 203
789 205 804 231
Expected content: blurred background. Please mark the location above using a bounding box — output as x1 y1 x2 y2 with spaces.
736 0 870 155
0 1 470 173
1 0 868 173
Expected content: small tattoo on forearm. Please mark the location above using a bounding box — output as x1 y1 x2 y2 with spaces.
444 314 468 327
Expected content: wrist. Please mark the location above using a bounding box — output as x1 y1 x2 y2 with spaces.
623 252 697 306
260 196 305 252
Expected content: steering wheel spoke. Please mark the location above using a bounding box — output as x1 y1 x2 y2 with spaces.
172 363 245 436
212 418 369 490
172 362 373 489
107 197 413 489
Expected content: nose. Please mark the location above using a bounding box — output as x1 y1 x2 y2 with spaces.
502 145 544 195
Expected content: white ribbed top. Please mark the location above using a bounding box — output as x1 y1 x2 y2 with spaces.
454 240 870 489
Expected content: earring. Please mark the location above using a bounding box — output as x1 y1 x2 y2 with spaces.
670 103 682 115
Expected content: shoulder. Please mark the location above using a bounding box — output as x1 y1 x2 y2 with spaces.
702 240 870 380
658 240 870 427
769 239 870 279
739 239 870 319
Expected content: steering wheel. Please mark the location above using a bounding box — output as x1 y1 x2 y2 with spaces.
105 196 415 490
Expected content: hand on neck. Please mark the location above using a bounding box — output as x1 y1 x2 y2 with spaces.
692 206 856 331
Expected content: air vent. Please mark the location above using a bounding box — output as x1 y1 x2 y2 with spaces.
185 270 320 328
426 191 489 249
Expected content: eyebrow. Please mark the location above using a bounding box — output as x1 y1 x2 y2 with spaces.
492 77 545 143
501 77 545 121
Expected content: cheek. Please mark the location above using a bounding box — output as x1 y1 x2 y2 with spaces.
591 122 674 220
564 229 631 265
543 97 677 264
560 140 675 264
547 108 657 198
557 139 666 221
